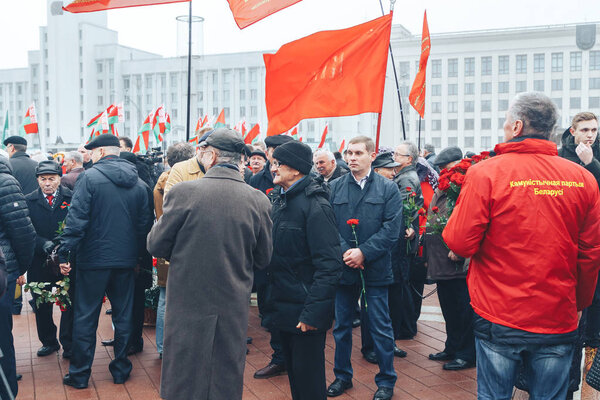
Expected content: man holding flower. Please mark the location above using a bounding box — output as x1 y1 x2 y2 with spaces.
326 136 402 400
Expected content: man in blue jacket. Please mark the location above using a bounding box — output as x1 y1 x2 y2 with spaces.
58 134 153 389
326 136 402 400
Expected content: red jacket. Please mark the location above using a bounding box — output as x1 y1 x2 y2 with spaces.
443 138 600 334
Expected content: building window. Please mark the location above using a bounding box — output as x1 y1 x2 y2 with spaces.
481 118 492 130
448 137 458 146
224 107 230 119
146 76 152 89
240 89 245 100
591 51 600 71
481 82 492 94
399 61 410 78
97 80 103 90
97 62 103 74
448 119 458 130
590 78 600 90
172 109 178 118
173 93 180 103
240 106 246 116
498 99 508 111
464 82 474 95
464 137 474 147
533 53 545 73
464 101 474 112
448 58 458 77
499 55 509 75
516 55 527 74
571 97 581 109
516 81 527 93
223 90 230 102
108 60 114 74
432 137 441 148
552 79 563 91
431 84 441 96
590 97 600 108
481 100 491 112
498 81 509 93
571 52 582 72
431 60 441 78
448 84 458 96
552 98 562 109
570 78 581 90
249 69 257 82
533 80 544 91
431 120 441 131
212 91 217 102
448 101 458 113
98 96 103 106
552 53 563 72
146 94 151 104
498 118 506 129
223 71 231 85
464 119 474 130
251 106 257 117
464 57 475 77
481 136 491 149
250 89 257 100
171 73 179 88
481 56 492 76
432 102 441 113
123 77 130 90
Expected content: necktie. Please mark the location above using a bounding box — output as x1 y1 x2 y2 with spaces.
46 194 54 206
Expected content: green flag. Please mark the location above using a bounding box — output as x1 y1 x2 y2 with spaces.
1 110 7 148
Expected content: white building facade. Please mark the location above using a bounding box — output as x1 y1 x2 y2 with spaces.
0 4 598 153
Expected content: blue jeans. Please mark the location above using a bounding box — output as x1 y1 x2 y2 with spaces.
156 287 166 354
476 337 573 399
333 285 396 388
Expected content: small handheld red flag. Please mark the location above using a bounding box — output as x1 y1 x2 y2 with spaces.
408 11 431 118
338 139 346 153
318 125 328 149
244 123 261 144
227 0 302 29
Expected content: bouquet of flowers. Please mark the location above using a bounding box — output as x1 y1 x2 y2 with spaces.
428 151 491 234
403 187 426 252
347 219 367 310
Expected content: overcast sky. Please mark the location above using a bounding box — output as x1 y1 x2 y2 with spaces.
0 0 599 69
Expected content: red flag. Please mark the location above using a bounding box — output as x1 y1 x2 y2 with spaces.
264 14 392 136
227 0 302 29
244 123 260 144
215 109 226 128
409 11 431 118
318 125 328 149
338 139 346 153
132 135 141 153
64 0 189 13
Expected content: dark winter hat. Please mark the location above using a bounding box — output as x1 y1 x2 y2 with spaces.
273 141 313 175
119 151 137 164
198 129 214 144
3 135 27 146
264 134 294 148
433 146 463 167
200 128 248 155
84 134 120 150
36 160 61 176
250 149 267 160
372 152 400 169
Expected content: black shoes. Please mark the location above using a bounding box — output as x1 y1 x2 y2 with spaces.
113 375 130 384
101 338 115 346
246 337 253 344
443 358 475 370
326 378 353 397
253 363 286 379
105 309 112 315
373 387 393 400
429 351 454 361
352 318 361 328
16 374 22 381
127 344 143 356
363 351 378 364
63 350 72 359
37 344 60 357
63 374 88 389
393 345 407 358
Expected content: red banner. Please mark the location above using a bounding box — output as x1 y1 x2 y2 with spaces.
227 0 302 29
264 14 392 136
408 11 431 118
64 0 189 13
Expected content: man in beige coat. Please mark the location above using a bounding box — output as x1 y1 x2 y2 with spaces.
147 129 273 400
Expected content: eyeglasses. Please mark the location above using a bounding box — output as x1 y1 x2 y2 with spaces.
271 160 284 168
394 152 411 158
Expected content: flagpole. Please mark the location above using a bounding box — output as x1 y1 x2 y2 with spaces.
418 116 422 151
185 0 192 142
378 0 407 140
375 112 382 152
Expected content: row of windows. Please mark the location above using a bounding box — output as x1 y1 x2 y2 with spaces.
427 51 600 78
429 96 600 113
428 136 499 150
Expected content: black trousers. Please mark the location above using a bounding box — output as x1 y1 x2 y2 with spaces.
0 275 17 400
256 283 284 365
436 278 475 362
68 268 134 384
388 281 409 340
32 276 75 351
280 330 327 400
129 277 146 349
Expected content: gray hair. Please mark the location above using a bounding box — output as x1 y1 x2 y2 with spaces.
166 142 195 167
508 92 558 139
215 148 242 165
64 151 83 165
101 146 121 156
313 149 335 162
401 141 419 166
423 143 435 153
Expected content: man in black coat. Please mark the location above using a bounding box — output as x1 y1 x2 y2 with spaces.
250 134 295 379
269 141 342 399
25 160 75 359
58 134 153 389
0 155 36 400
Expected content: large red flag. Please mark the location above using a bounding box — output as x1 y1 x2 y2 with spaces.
63 0 189 13
318 125 328 149
408 11 431 118
227 0 302 29
264 14 392 136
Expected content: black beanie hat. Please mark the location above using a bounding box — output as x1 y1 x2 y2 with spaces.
273 141 313 175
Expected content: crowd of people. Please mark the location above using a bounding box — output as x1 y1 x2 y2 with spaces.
0 91 600 400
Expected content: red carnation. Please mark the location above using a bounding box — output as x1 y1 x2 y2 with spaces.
60 202 70 209
152 257 158 267
346 219 359 226
410 192 417 197
265 188 274 195
417 208 426 216
438 177 450 191
432 206 439 213
406 187 412 192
